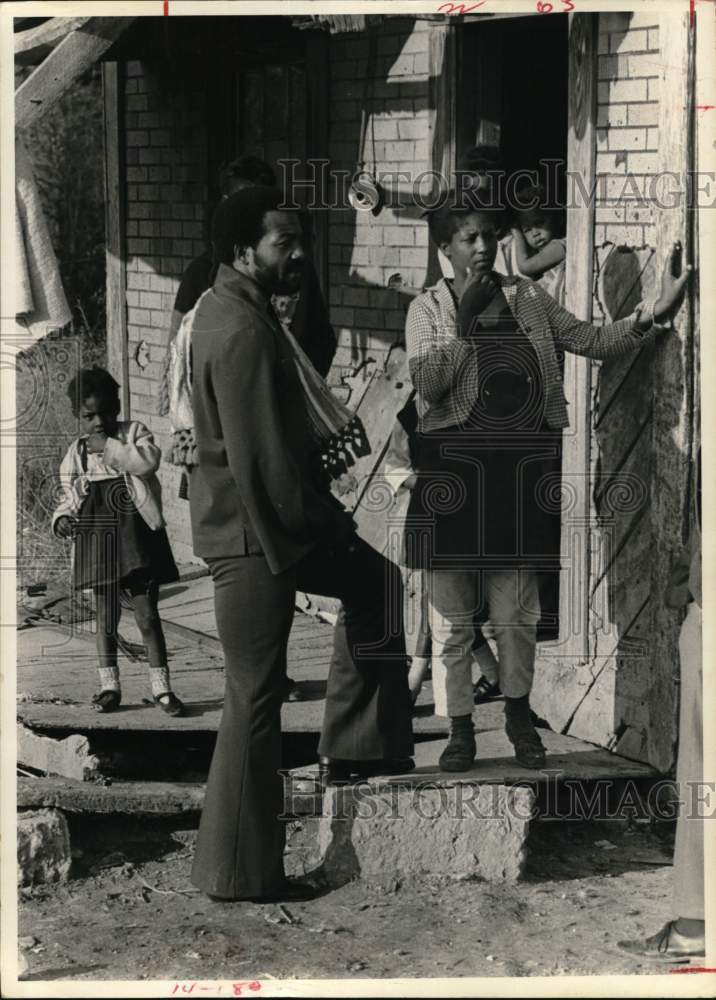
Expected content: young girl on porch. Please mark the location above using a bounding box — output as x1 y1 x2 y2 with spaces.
405 190 690 773
52 367 185 716
505 183 567 304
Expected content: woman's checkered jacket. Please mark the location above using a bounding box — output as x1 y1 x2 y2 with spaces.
405 274 662 434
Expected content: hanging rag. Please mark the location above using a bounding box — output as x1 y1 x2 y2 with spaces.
14 137 72 338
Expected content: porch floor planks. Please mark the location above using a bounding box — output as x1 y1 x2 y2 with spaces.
290 728 657 787
15 575 660 783
15 616 450 736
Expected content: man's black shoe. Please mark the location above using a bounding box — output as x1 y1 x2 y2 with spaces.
208 879 318 904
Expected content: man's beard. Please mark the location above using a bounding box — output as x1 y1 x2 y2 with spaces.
253 255 303 295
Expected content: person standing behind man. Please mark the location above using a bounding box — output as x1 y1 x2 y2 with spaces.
160 154 335 704
161 154 336 378
189 188 413 903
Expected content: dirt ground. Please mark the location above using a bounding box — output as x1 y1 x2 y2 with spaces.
16 817 699 986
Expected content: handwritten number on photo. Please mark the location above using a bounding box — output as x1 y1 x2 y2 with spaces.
537 0 575 11
437 1 487 14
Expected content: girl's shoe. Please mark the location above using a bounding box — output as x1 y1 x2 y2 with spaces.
154 691 186 717
92 689 121 713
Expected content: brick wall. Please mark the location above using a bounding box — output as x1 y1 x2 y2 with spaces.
595 11 660 248
326 18 431 396
123 60 208 565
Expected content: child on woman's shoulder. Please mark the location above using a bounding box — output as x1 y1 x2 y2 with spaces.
504 183 567 304
52 366 185 716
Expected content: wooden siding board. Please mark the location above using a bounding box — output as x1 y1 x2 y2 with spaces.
103 63 130 417
646 12 696 772
560 12 599 661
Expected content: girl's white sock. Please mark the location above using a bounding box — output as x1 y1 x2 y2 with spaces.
97 666 121 693
149 666 172 698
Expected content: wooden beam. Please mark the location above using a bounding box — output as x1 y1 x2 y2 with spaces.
15 17 134 130
560 12 598 661
426 21 457 286
102 63 129 418
647 11 696 772
14 16 90 66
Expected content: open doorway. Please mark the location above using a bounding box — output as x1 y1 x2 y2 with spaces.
456 15 570 642
457 15 569 184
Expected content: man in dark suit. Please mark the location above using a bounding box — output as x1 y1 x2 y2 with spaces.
162 154 335 704
189 187 413 903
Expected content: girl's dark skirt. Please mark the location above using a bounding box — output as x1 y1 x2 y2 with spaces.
73 478 179 591
404 425 562 571
404 426 563 639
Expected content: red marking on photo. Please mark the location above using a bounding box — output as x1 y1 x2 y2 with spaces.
669 966 716 974
437 1 487 14
164 0 169 14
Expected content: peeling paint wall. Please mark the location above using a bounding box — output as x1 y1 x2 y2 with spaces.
537 10 695 772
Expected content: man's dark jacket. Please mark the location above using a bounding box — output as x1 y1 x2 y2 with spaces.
190 265 350 574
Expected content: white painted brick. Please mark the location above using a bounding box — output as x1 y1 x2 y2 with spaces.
598 104 628 127
412 51 429 75
607 128 647 151
397 118 427 140
596 152 628 175
647 77 661 101
606 224 645 246
627 152 659 173
370 246 399 267
610 29 649 54
627 102 659 126
373 118 400 140
647 28 659 50
399 247 427 268
596 205 625 224
598 53 630 79
646 128 659 150
628 52 662 77
386 53 415 78
383 225 415 246
352 224 383 247
625 202 655 223
385 140 416 161
603 174 645 201
606 79 649 103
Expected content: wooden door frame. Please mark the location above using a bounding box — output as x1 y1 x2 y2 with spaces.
432 13 598 655
561 11 598 659
102 61 129 418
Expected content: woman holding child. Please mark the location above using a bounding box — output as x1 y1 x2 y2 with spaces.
404 187 690 773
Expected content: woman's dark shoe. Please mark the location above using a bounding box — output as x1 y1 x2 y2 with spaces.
438 731 476 772
209 879 318 904
505 722 546 769
319 756 415 784
473 675 501 704
92 689 121 713
154 691 186 717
